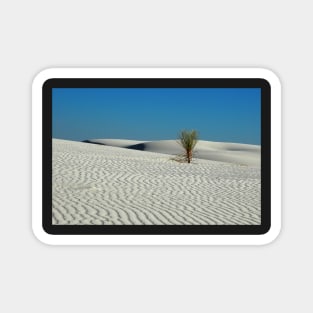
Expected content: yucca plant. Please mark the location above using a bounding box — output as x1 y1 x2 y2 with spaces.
177 130 199 163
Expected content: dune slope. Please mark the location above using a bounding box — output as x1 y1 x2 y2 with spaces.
85 139 261 167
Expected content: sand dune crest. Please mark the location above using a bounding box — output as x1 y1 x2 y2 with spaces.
85 138 260 167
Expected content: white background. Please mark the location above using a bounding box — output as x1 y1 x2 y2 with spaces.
0 0 311 312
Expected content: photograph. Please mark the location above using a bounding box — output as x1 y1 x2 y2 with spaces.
52 87 261 226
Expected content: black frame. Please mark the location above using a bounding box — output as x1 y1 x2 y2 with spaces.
43 78 271 235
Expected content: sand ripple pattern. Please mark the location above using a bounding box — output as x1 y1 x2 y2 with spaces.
53 139 261 225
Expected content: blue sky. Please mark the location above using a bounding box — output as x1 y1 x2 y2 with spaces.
52 88 261 145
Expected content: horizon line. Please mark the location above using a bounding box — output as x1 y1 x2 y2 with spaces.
52 137 261 146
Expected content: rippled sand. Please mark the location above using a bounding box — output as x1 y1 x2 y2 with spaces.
52 139 261 225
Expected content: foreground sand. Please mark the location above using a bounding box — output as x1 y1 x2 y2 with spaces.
53 139 261 225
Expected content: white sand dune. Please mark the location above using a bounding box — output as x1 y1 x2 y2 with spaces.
53 139 261 225
86 139 261 167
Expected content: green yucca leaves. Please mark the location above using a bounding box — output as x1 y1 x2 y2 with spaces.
177 130 199 163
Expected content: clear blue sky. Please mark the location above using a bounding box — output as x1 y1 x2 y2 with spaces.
52 88 261 144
